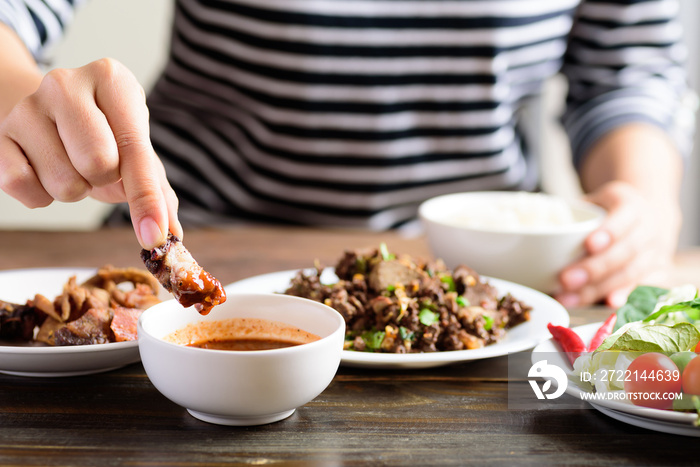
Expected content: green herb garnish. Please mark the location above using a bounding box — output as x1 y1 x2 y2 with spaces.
355 257 367 274
456 296 469 307
361 330 386 351
614 286 669 331
399 326 415 341
440 274 456 292
644 298 700 323
379 242 395 261
419 308 439 326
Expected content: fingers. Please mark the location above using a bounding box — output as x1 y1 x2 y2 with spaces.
159 162 184 240
43 68 121 189
0 136 52 208
555 182 678 308
568 223 649 292
583 183 640 255
558 246 655 308
0 58 181 250
4 96 93 203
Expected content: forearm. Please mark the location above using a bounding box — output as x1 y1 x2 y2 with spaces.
0 23 43 121
579 122 684 216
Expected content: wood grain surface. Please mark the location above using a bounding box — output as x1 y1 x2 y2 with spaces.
0 226 697 466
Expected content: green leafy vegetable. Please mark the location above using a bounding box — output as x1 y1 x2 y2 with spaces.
399 326 415 341
643 298 700 323
613 286 669 331
483 315 494 331
361 330 386 351
355 257 367 274
419 308 439 326
379 242 395 261
596 322 700 354
440 274 456 292
671 393 700 412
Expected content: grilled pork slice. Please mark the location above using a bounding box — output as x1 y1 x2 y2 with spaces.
53 307 114 345
110 306 144 342
0 300 38 341
140 233 226 315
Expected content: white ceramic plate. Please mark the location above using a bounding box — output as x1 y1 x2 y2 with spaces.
0 268 141 377
532 323 700 436
226 268 569 369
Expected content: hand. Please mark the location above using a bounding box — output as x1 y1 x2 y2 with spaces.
0 58 181 249
555 181 680 308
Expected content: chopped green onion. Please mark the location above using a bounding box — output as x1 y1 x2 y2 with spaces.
419 308 439 326
386 284 396 293
379 242 395 261
483 315 494 331
456 295 469 307
361 330 386 350
399 326 415 341
440 274 456 292
355 257 367 274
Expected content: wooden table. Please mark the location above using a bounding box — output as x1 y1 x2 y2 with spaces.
0 226 698 466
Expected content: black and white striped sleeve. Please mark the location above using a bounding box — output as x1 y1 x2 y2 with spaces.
561 0 697 168
0 0 84 63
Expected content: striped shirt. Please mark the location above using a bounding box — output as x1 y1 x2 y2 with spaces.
2 0 695 229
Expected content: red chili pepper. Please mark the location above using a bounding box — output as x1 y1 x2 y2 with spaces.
587 312 617 352
547 323 586 366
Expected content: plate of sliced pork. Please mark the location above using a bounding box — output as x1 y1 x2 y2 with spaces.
0 266 165 377
0 233 227 377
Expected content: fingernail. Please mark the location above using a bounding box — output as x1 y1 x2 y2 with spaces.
561 268 589 290
556 293 581 309
588 230 611 252
173 219 184 241
607 289 630 308
139 217 164 250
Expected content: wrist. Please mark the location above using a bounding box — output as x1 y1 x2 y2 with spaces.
0 23 43 121
580 123 683 203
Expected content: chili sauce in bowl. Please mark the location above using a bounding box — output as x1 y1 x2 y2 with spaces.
138 293 344 426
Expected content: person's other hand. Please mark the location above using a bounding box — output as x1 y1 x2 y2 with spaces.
0 58 181 249
555 181 680 308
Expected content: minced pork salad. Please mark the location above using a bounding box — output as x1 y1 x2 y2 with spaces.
284 244 531 353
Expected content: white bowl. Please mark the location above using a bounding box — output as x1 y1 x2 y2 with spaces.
138 293 345 426
418 191 606 293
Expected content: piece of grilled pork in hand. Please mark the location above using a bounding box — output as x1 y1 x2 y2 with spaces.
140 233 226 315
